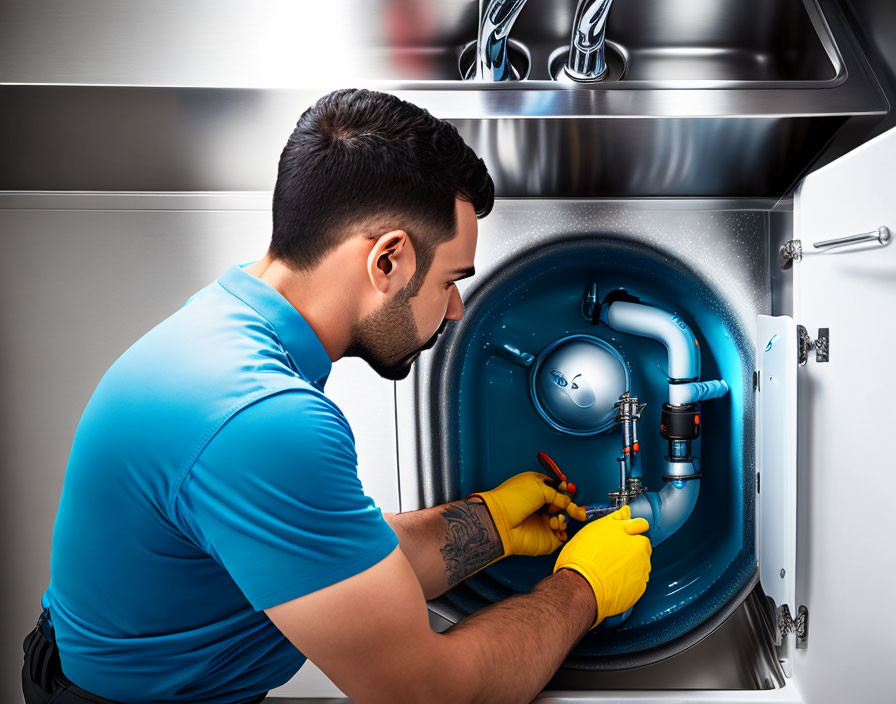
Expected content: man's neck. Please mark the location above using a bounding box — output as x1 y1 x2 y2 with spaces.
245 255 350 362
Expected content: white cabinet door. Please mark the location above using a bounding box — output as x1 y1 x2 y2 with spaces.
789 126 896 704
755 314 798 622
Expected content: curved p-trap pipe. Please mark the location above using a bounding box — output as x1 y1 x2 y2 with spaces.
600 299 729 546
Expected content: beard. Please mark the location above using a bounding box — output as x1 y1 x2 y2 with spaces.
345 287 448 381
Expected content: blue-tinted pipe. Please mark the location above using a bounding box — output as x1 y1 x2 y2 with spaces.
628 469 700 546
561 299 726 630
602 300 700 385
599 299 726 546
571 472 698 546
675 379 729 405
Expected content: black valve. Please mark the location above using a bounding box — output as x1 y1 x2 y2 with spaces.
660 402 701 441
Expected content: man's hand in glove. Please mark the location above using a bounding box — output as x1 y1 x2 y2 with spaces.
470 471 587 558
554 505 652 627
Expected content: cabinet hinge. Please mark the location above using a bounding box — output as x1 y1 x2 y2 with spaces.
779 239 802 270
776 604 809 648
797 325 829 365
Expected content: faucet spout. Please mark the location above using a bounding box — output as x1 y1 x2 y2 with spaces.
476 0 529 81
564 0 614 81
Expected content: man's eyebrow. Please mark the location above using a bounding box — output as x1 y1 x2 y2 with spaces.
451 266 476 281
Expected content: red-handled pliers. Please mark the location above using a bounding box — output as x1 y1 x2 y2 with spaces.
537 451 580 542
537 451 577 498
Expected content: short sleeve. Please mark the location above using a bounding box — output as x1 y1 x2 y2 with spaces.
175 389 399 611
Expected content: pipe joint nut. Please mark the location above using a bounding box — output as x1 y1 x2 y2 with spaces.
660 402 700 440
662 461 701 479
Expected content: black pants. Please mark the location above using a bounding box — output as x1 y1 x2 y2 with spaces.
23 609 267 704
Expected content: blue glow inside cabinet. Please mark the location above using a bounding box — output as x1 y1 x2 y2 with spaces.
394 127 896 700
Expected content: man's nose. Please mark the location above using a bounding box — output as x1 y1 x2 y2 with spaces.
445 285 465 321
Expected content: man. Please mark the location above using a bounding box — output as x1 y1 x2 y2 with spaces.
24 88 651 704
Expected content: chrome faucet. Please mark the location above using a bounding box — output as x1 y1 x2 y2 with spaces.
475 0 528 81
563 0 614 81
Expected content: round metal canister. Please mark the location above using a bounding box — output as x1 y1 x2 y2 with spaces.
530 334 629 436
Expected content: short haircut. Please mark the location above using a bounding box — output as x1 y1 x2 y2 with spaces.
270 88 494 294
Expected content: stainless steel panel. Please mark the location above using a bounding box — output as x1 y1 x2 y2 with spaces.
542 590 784 692
451 115 846 197
0 84 864 197
0 87 849 196
770 201 795 318
0 0 887 197
425 589 785 692
501 0 842 83
0 0 856 85
809 0 896 168
0 192 399 704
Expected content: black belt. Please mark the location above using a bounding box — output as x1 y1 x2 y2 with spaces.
24 608 267 704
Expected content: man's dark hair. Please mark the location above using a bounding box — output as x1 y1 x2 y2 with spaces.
270 88 494 295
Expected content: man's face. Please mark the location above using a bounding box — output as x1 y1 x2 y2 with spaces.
349 199 478 380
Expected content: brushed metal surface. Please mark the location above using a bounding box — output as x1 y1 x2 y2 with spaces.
425 589 784 692
266 588 784 698
0 0 859 85
0 87 853 196
546 589 785 691
0 0 887 197
0 192 400 704
810 0 896 170
841 0 896 131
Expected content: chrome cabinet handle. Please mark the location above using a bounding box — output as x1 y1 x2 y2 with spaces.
813 226 890 250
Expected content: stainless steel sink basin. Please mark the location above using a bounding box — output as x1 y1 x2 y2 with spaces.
379 0 841 84
599 0 838 82
0 0 887 196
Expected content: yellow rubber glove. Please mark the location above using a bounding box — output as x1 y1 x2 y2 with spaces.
553 505 652 628
470 472 586 558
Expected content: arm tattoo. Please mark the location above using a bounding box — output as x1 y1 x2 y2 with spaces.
439 500 504 588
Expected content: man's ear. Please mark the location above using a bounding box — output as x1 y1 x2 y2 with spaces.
366 230 416 294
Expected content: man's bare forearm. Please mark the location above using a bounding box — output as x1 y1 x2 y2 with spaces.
421 568 596 704
386 505 598 703
385 498 503 599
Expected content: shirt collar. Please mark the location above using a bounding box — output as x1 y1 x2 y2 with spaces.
217 263 332 389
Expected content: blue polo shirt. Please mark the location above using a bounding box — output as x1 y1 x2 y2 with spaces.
41 263 399 704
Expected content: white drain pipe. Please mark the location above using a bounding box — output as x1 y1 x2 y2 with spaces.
601 299 728 545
